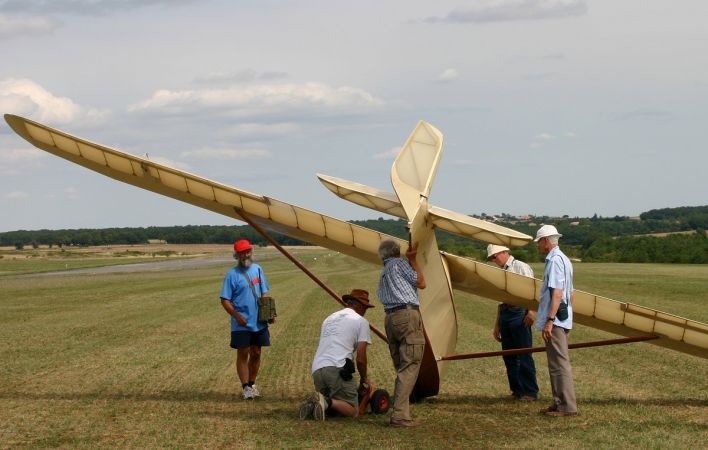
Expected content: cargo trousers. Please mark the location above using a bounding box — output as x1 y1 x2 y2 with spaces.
384 307 425 421
546 326 577 413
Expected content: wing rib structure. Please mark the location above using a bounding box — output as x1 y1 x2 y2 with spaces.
4 114 706 392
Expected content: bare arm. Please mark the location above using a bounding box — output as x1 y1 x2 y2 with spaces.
355 341 369 384
406 243 426 289
220 298 247 326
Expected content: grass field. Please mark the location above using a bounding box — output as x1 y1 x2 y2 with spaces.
0 248 706 449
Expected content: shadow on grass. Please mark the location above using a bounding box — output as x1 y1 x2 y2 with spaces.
431 394 708 408
0 389 300 403
3 390 705 410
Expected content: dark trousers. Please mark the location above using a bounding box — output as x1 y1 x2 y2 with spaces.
500 309 539 398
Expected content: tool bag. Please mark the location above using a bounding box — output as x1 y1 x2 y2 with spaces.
240 268 277 323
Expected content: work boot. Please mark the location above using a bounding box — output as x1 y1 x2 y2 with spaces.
390 418 418 428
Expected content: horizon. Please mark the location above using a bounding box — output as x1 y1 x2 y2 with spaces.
2 204 705 234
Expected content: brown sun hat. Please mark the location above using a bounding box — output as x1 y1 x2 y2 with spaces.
342 289 375 308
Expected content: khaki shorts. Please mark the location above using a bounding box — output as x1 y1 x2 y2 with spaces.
312 366 358 408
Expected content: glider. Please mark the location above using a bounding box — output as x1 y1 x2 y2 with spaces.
4 114 707 399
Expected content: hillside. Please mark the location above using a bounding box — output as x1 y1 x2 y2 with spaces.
2 205 706 264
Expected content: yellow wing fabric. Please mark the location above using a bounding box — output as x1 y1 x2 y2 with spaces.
317 174 532 247
3 114 403 265
443 252 708 359
5 114 706 360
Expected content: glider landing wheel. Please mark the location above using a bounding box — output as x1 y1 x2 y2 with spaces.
370 389 390 414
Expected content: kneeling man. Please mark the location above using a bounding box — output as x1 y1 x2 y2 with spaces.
300 289 374 420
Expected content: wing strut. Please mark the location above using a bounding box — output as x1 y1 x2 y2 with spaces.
233 207 388 343
437 335 659 361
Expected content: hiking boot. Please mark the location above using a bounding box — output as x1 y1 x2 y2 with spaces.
242 385 255 400
390 418 418 428
250 384 260 398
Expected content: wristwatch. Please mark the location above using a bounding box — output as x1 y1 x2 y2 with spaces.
546 316 556 322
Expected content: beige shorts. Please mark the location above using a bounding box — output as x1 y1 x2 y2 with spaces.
312 366 358 408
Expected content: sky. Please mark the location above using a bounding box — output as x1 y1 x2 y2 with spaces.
0 0 706 232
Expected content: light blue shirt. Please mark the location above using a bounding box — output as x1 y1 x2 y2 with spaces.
537 247 574 331
220 263 269 332
376 257 419 310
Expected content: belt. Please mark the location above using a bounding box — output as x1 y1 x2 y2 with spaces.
385 304 420 313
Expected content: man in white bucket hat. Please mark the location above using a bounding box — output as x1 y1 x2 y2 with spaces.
534 225 578 417
487 244 539 401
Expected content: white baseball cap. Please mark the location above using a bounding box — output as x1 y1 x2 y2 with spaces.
534 224 562 242
486 244 510 259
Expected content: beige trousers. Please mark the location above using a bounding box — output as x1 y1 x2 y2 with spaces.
545 326 578 413
384 308 425 421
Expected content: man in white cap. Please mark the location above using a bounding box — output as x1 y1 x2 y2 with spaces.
534 225 578 417
487 244 539 401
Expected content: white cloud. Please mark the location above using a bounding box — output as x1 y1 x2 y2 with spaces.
425 0 588 24
0 78 109 124
536 132 556 140
3 190 29 199
128 82 385 118
0 147 45 175
530 130 577 148
222 122 300 138
180 147 271 160
0 147 44 162
372 146 401 160
437 68 459 83
0 14 57 39
193 69 289 85
64 186 78 199
147 155 191 171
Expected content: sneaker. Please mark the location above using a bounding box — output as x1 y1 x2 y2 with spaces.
310 392 327 421
242 386 254 400
250 384 260 398
298 397 315 420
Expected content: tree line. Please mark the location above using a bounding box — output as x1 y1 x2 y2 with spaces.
2 205 706 264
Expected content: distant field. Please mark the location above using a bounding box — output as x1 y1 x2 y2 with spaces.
0 249 706 449
0 244 305 276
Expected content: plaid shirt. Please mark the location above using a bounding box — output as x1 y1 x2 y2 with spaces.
376 257 419 310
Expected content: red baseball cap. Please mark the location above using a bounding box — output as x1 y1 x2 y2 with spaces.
234 239 252 252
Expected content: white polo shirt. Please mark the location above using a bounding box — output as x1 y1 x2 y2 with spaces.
311 308 371 373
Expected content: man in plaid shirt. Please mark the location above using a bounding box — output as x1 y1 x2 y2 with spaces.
376 239 426 428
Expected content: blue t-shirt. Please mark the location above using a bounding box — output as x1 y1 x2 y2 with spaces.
220 264 269 332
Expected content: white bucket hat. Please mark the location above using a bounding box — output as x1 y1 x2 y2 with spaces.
534 224 562 242
486 244 510 260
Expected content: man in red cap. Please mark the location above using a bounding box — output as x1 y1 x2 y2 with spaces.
220 239 273 400
299 289 374 421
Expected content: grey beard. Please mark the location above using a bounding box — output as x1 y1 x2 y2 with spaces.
239 258 253 269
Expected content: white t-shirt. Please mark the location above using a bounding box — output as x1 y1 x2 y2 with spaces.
311 308 371 373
